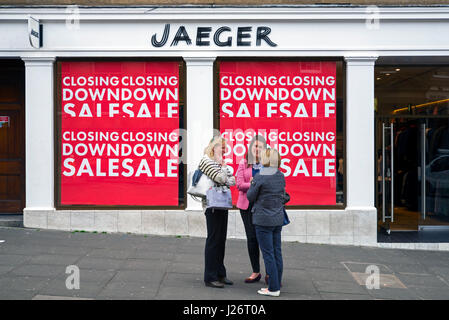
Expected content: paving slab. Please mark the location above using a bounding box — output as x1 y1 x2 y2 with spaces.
319 292 373 300
305 267 357 283
76 257 125 270
0 265 14 275
0 275 52 292
161 272 205 288
279 279 319 296
11 265 66 278
0 254 30 266
396 273 449 288
122 259 170 271
367 287 421 300
54 268 116 284
28 254 81 266
313 280 371 295
389 263 431 275
37 278 104 299
427 266 449 283
111 270 165 283
155 285 215 300
86 248 134 260
0 290 36 300
410 287 449 300
128 250 175 261
98 281 159 299
42 246 93 256
168 262 204 274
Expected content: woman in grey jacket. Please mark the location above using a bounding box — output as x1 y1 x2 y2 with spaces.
246 148 285 297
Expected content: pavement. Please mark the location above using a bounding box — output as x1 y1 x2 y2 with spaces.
0 226 449 300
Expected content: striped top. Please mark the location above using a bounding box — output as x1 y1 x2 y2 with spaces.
198 154 235 209
198 154 228 185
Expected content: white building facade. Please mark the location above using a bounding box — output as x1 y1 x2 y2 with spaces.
1 5 449 250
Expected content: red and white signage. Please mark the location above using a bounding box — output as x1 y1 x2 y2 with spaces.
60 61 180 206
0 116 9 128
219 61 337 205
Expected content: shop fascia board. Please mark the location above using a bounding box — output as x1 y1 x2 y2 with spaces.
3 47 449 54
1 50 449 61
1 6 449 21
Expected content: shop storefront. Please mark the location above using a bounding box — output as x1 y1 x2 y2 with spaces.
375 60 449 239
0 4 449 250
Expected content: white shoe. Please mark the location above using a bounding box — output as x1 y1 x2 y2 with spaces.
257 288 280 297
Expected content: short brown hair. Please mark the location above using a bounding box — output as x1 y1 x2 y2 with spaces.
261 148 281 168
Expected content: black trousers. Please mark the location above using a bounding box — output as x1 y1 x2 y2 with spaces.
240 207 260 274
204 208 228 282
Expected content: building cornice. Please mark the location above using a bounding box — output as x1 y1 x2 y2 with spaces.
1 6 449 22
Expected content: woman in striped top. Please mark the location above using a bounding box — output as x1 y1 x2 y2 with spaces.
200 136 236 289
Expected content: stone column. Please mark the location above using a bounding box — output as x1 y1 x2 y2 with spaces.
344 55 378 246
184 57 216 211
21 57 56 228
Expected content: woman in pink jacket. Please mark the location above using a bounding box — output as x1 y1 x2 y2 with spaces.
236 134 267 283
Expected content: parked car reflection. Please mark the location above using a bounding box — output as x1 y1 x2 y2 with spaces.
424 149 449 217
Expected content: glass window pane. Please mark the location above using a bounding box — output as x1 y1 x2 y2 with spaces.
217 60 344 206
58 60 185 207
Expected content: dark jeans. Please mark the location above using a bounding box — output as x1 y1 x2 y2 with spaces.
255 225 283 292
240 207 260 273
204 208 228 283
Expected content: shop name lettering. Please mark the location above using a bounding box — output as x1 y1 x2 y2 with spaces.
151 24 277 47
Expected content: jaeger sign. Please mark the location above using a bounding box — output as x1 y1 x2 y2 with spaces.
151 24 277 47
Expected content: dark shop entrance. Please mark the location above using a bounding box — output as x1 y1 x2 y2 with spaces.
375 61 449 241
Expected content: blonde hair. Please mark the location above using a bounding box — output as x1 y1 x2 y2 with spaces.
204 136 227 159
261 148 281 168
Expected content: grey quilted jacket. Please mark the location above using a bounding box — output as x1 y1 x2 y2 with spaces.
246 167 286 227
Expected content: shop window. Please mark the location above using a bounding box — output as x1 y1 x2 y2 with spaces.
215 59 345 207
375 64 449 230
56 60 185 208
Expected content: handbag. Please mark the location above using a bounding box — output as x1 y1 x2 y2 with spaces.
282 190 290 226
206 186 233 210
283 208 290 226
187 169 214 199
283 192 290 204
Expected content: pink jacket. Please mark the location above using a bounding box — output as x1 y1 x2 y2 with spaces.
236 158 253 210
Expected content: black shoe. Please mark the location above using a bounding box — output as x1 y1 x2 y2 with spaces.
218 277 234 285
205 281 225 288
245 274 261 283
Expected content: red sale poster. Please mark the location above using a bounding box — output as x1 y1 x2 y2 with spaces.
60 61 180 206
219 61 337 205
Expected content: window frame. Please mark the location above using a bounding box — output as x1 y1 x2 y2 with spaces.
54 57 187 210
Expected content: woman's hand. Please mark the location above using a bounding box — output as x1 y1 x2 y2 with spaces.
227 176 236 187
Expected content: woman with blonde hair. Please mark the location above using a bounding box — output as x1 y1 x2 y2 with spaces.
247 148 286 297
199 136 236 288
